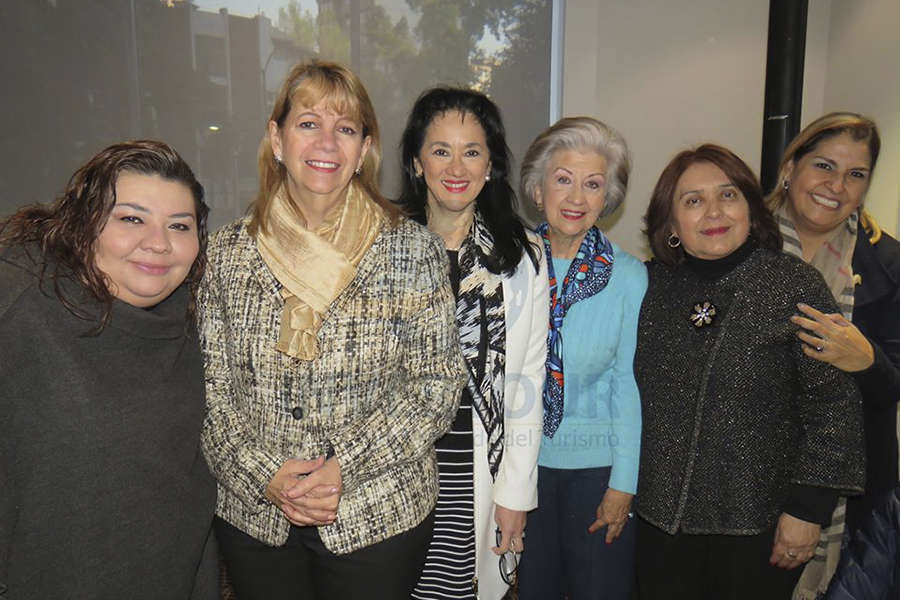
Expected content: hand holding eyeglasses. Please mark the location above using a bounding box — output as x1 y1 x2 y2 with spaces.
492 504 526 554
495 527 520 586
494 504 526 586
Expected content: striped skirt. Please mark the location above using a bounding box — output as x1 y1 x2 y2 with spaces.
412 396 476 599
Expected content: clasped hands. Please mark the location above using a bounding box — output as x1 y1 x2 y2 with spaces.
265 456 343 527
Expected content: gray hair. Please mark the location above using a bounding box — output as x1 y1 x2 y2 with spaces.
520 116 631 218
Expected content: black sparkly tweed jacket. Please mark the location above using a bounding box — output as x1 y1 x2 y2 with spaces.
634 247 865 535
198 217 467 554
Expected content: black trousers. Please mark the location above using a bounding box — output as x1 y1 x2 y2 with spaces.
635 517 802 600
215 511 434 600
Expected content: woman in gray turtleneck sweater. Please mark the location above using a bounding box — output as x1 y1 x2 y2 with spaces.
0 141 217 600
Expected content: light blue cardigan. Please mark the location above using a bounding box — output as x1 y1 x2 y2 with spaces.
537 243 647 494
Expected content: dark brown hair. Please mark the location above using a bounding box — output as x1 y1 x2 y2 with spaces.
644 144 781 265
0 139 208 324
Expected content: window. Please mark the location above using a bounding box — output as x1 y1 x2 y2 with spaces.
0 0 555 229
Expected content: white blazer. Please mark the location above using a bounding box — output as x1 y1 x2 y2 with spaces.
472 232 548 599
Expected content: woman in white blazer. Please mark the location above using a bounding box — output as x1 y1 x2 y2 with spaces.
398 87 548 600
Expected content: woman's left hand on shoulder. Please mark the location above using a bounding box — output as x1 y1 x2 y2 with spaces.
791 302 875 372
588 488 633 544
493 504 527 555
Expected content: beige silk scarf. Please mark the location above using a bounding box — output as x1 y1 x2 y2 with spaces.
255 183 385 360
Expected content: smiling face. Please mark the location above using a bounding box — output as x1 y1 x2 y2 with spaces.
785 132 872 236
269 97 371 214
536 148 608 258
414 110 490 222
93 172 200 307
671 161 751 260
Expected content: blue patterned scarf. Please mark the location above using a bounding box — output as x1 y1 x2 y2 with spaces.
536 223 615 437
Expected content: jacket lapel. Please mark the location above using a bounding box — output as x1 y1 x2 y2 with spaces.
243 224 284 307
853 230 898 309
321 224 384 325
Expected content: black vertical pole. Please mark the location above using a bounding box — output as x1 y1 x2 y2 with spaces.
760 0 808 195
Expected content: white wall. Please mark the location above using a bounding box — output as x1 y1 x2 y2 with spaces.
802 0 830 124
563 0 900 256
562 0 769 258
819 0 900 237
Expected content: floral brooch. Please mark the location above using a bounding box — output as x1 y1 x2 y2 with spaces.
690 301 717 328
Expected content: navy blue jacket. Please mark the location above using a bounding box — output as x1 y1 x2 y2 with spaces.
847 225 900 531
825 485 900 600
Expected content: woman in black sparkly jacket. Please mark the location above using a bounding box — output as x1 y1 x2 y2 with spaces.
632 145 864 600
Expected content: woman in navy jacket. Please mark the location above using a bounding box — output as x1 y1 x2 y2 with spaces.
767 112 900 533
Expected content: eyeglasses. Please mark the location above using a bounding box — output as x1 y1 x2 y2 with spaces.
496 528 519 585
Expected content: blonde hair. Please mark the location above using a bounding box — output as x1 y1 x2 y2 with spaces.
766 111 880 213
861 209 882 244
250 60 398 234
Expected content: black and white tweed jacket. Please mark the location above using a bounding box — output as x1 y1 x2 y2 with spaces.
198 217 467 554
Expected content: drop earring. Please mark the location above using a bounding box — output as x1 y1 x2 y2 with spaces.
667 233 681 248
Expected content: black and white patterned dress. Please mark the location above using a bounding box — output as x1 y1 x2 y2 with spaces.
412 250 484 599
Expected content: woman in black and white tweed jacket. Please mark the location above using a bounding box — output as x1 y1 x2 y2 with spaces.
199 62 467 599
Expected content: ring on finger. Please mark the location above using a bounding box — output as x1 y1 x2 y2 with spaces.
786 550 798 558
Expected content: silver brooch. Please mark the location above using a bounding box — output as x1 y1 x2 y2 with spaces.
690 301 717 327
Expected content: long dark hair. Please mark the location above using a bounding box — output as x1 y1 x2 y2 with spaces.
644 144 781 266
0 139 209 324
397 87 539 275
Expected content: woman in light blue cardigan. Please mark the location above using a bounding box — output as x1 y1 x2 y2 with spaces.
517 117 645 600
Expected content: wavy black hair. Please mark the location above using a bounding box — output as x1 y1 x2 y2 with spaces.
397 87 539 275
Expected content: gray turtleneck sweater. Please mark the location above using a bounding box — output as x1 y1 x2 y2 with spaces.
0 245 217 600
